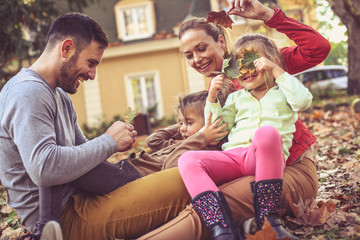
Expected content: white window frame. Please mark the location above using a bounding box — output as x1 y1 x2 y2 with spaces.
124 71 163 119
83 70 103 126
114 1 156 41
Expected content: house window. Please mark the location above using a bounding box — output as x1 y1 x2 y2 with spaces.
125 72 163 118
114 1 156 41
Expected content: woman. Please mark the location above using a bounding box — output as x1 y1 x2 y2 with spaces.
138 0 330 239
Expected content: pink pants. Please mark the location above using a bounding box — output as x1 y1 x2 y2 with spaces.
178 126 286 197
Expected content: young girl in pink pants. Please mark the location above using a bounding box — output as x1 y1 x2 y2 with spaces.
178 34 313 240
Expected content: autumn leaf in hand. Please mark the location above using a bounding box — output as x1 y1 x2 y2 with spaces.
210 52 241 79
206 10 234 29
239 47 259 76
217 48 259 79
123 107 137 124
221 52 242 79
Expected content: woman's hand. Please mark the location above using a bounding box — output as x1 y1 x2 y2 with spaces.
200 113 229 145
208 74 225 103
227 0 274 22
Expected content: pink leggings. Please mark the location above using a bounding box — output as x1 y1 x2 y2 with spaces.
178 126 286 197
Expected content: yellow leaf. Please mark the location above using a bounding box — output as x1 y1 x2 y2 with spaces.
245 219 278 240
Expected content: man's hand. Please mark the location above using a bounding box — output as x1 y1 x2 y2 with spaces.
105 121 138 152
200 113 229 145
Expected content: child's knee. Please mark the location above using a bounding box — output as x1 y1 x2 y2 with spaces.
257 126 280 137
255 126 281 146
178 151 196 172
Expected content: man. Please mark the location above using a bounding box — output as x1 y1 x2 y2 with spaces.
0 13 190 240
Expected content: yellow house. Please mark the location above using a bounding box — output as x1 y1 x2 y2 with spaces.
74 0 318 130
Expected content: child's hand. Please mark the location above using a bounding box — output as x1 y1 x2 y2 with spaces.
200 112 229 145
208 74 225 103
254 57 285 80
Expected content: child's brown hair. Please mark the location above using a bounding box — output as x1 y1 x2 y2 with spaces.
177 78 236 120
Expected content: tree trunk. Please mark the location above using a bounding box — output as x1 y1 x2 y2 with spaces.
327 0 360 95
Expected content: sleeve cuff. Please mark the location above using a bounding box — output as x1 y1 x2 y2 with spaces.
265 8 285 28
205 99 223 123
275 72 290 85
206 98 221 107
101 134 119 154
192 131 208 146
206 99 222 113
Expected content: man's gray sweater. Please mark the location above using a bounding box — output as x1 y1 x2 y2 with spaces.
0 68 118 233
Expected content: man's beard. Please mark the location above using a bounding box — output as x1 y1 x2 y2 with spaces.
58 55 80 94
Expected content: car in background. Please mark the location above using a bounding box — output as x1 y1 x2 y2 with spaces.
293 65 348 91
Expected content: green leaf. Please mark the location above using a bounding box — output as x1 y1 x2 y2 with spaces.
124 107 137 124
221 53 242 79
339 147 351 155
6 210 17 224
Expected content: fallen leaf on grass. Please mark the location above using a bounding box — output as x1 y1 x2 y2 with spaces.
340 203 359 212
1 226 27 239
309 235 327 240
0 204 13 214
245 219 287 240
340 160 360 171
323 209 346 229
0 221 9 236
310 110 324 120
345 225 360 238
340 132 352 141
286 196 337 226
317 199 337 212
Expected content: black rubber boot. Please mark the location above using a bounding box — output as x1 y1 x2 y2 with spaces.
192 191 244 240
251 179 299 240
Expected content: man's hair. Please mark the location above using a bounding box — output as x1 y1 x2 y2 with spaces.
46 12 108 52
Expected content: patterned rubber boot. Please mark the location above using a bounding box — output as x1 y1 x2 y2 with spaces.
251 179 299 240
192 191 244 240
